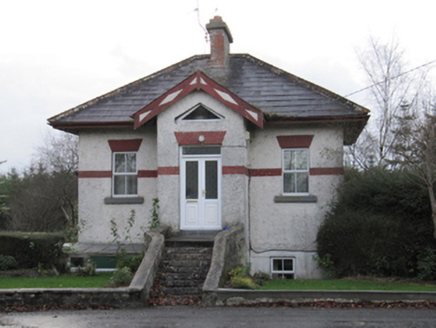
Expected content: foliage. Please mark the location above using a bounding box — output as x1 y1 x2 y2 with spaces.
149 198 160 229
227 263 258 289
0 132 78 235
0 164 78 233
115 248 143 272
0 255 18 271
257 278 436 292
392 100 436 238
75 258 97 277
110 210 144 246
0 272 113 289
416 247 436 281
108 267 133 287
316 168 436 279
0 231 65 270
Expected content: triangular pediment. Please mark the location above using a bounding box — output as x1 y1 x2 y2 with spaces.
132 71 264 129
177 103 223 121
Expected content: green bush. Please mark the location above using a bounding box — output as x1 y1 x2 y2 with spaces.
0 255 18 271
116 252 143 272
108 267 133 287
227 264 258 289
75 259 97 277
0 232 65 270
316 168 436 279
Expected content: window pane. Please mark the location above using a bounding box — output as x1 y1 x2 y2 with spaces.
273 259 283 271
114 154 126 173
296 173 309 193
126 175 138 195
185 161 198 199
205 161 218 199
182 146 221 155
114 175 126 195
125 153 136 172
283 173 296 193
283 150 293 170
283 259 294 271
295 150 308 170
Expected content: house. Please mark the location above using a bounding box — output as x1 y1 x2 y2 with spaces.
49 16 369 279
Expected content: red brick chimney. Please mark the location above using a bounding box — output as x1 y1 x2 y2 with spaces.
206 16 233 67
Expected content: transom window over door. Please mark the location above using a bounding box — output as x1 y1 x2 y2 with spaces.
283 149 309 194
113 152 138 196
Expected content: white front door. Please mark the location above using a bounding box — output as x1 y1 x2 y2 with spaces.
180 147 221 230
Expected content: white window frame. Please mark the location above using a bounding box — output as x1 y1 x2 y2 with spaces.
282 148 309 195
271 257 295 279
112 151 138 197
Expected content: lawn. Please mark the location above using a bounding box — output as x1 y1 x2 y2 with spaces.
258 279 436 292
0 272 113 289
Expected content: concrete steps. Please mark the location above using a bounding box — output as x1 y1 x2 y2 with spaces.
149 238 214 304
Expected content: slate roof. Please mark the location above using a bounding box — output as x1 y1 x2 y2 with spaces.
49 54 369 143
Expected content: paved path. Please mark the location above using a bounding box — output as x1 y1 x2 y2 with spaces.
2 306 436 328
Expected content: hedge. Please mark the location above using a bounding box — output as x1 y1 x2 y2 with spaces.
316 168 436 279
0 231 65 270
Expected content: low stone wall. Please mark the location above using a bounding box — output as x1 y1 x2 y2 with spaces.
208 289 436 306
202 224 246 306
0 227 167 308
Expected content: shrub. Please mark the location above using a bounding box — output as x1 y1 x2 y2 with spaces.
75 259 97 277
108 267 133 287
0 255 18 271
0 232 65 270
116 252 143 273
228 264 258 289
317 168 436 279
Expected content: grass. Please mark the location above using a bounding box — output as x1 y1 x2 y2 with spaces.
0 272 113 289
257 279 436 292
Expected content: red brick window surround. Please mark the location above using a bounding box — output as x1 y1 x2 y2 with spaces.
174 131 226 145
276 135 314 149
108 139 143 151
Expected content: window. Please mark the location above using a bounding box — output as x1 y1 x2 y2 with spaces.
176 103 224 121
271 258 295 279
283 149 309 194
113 152 138 196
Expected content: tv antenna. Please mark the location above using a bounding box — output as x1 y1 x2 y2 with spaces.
195 0 209 45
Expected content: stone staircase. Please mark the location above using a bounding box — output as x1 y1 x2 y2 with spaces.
149 237 214 306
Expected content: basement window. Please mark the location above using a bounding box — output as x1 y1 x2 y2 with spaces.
271 258 295 279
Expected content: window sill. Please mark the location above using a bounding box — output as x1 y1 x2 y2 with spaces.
274 195 317 203
104 197 144 205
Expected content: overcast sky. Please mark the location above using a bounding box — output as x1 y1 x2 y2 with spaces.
1 0 435 174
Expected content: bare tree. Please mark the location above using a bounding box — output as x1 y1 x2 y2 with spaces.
36 131 78 173
4 131 79 233
348 36 426 168
393 94 436 238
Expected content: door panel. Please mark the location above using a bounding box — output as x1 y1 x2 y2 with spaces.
181 153 221 230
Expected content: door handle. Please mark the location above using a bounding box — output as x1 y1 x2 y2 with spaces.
202 189 206 197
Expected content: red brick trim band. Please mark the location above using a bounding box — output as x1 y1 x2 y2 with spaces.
108 139 143 151
174 131 226 145
250 168 282 177
138 170 158 178
78 170 158 178
276 135 314 148
78 171 112 178
158 167 180 175
222 166 249 176
310 167 344 175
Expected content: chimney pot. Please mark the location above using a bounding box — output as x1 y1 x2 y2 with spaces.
206 16 233 67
